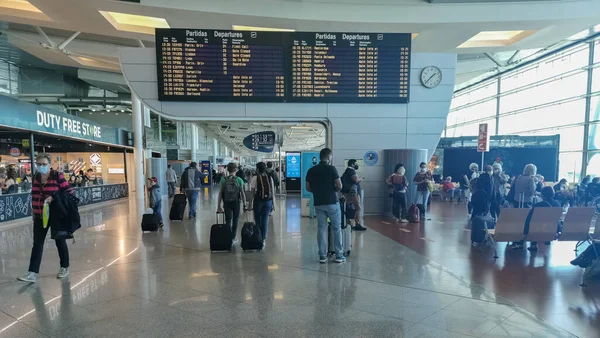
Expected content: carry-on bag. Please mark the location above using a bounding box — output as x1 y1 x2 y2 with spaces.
327 198 352 257
241 222 264 251
408 204 420 223
210 213 232 252
141 213 160 232
169 193 187 221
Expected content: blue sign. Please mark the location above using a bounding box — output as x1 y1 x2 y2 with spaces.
243 131 275 153
286 152 301 178
364 151 379 166
201 161 211 186
301 152 320 199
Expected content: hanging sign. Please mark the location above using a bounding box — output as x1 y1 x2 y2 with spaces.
243 131 276 153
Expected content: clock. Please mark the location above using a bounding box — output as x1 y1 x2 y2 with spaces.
420 66 443 89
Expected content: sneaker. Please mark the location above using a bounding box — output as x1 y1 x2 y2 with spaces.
527 244 538 252
334 256 346 263
17 271 37 283
159 222 164 229
232 238 238 245
319 256 328 264
354 225 367 231
57 267 70 279
400 219 409 223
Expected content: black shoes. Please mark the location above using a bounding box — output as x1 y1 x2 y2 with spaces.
353 225 367 231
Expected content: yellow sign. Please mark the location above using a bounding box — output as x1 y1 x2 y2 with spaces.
22 139 29 147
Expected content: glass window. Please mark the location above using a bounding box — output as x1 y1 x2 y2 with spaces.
446 119 496 138
560 151 582 183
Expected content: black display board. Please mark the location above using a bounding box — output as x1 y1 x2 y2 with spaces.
155 29 411 103
156 29 285 102
288 32 410 103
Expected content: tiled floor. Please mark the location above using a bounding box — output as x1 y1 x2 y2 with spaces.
0 191 581 337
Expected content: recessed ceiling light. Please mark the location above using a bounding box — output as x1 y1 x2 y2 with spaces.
107 109 111 112
89 112 92 115
78 108 82 112
232 25 295 32
458 30 536 49
115 113 119 115
99 10 170 35
92 109 96 112
121 109 125 113
0 0 42 13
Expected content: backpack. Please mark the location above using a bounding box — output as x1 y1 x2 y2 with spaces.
255 174 272 201
408 204 420 223
267 169 279 188
223 176 240 203
341 169 355 194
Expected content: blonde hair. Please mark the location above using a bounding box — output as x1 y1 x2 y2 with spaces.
35 153 51 163
523 164 537 176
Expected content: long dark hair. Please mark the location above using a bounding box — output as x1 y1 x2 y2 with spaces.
394 163 404 173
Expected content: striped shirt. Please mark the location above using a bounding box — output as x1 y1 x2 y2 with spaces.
31 170 73 215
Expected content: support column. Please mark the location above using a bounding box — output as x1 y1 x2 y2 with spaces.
582 41 595 180
191 124 198 162
157 115 162 142
132 93 145 202
213 139 218 160
495 78 501 136
29 133 35 173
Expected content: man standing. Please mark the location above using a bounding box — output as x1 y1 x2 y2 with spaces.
266 161 280 192
165 164 177 198
306 148 345 264
180 162 202 219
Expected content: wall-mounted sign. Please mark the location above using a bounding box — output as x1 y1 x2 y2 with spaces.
363 151 378 166
90 153 102 166
0 95 129 147
243 131 276 153
9 147 21 157
286 152 301 178
108 168 125 174
18 159 31 163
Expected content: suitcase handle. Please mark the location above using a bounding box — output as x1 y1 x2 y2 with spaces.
216 212 225 224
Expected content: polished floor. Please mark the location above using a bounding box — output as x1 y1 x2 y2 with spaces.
0 189 582 337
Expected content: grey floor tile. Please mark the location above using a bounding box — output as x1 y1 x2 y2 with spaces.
395 288 463 307
403 323 475 338
445 298 517 320
363 298 441 323
0 322 47 338
422 309 502 337
483 312 577 338
342 311 413 337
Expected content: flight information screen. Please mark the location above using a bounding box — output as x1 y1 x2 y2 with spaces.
156 29 286 102
288 32 410 103
155 30 411 103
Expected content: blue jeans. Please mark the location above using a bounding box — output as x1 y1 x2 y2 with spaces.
315 204 342 259
152 200 163 222
186 190 199 218
253 199 272 240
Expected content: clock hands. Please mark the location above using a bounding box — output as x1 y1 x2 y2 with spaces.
425 73 437 85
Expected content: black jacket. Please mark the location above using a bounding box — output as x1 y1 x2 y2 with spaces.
49 189 81 240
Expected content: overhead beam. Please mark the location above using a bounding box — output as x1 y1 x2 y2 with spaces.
137 39 146 48
34 26 55 48
57 31 81 50
484 52 504 68
507 50 521 65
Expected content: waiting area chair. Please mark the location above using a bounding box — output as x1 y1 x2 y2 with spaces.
488 208 531 258
526 207 564 243
560 208 595 251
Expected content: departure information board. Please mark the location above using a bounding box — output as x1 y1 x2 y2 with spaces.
155 30 411 103
156 29 285 102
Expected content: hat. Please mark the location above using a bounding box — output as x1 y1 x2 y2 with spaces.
148 177 158 183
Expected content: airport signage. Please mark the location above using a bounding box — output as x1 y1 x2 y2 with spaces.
243 131 276 153
477 123 489 152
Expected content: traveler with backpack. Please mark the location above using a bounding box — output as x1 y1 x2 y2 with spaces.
413 162 433 219
306 148 345 264
180 162 203 219
386 163 409 223
248 162 275 247
217 162 246 243
18 153 74 283
341 159 367 231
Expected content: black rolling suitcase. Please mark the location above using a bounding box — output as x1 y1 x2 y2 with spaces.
141 213 160 232
241 222 263 252
210 213 232 252
169 193 187 221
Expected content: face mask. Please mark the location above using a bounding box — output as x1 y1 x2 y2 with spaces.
420 167 426 172
398 168 406 175
38 166 49 175
354 164 359 170
486 171 492 175
493 170 500 174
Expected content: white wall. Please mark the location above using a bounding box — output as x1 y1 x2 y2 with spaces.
119 48 456 213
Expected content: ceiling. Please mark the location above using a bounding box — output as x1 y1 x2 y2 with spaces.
200 122 326 155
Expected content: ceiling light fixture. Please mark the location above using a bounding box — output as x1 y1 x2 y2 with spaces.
121 109 125 113
92 109 96 112
78 108 82 112
107 109 111 112
232 25 295 32
458 30 536 49
0 0 42 13
99 10 170 35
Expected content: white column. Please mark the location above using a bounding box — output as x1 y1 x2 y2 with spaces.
157 115 162 142
191 124 198 162
132 93 145 202
213 139 218 160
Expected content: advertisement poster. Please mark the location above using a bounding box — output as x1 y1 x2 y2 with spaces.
286 152 301 178
301 152 320 199
201 161 211 186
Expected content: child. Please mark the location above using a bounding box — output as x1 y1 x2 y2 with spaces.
217 162 246 244
442 176 455 201
148 177 164 228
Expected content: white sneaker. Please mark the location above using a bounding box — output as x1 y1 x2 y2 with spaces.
400 219 409 223
17 272 37 283
57 267 70 279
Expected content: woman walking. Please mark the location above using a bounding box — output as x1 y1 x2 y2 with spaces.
18 153 73 283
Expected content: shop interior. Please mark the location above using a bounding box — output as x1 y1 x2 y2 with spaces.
0 128 134 196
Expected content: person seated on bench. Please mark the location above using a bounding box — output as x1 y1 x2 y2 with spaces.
554 178 575 207
442 176 455 201
512 186 561 251
585 177 600 205
570 243 600 268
